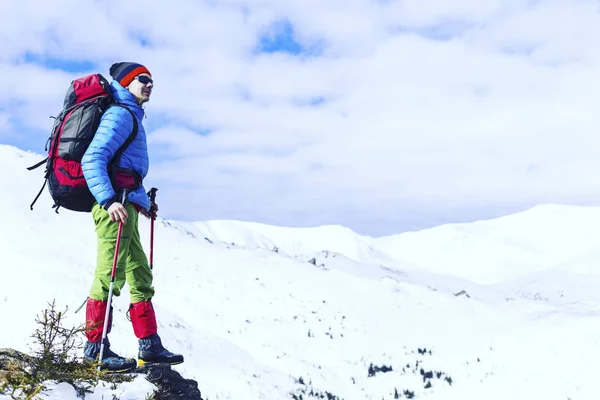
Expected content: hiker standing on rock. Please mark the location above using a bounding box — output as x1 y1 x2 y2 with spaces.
80 62 183 371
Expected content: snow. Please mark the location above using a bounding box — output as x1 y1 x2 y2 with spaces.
32 377 156 400
0 143 597 399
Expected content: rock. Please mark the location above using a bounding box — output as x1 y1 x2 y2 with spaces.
454 290 471 298
136 364 203 400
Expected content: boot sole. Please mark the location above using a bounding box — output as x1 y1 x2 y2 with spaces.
137 359 184 367
83 359 137 373
105 365 138 373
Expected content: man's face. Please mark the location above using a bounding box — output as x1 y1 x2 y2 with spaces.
128 73 153 104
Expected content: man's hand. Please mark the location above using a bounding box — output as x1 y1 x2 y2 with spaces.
108 202 128 224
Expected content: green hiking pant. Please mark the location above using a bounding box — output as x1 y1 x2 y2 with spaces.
89 202 155 303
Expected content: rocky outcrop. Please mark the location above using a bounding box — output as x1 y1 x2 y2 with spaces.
136 363 203 400
0 348 202 400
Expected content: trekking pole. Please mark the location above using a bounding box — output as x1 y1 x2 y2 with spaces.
98 189 130 371
148 188 158 270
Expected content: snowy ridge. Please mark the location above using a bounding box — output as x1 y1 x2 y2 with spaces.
189 196 600 286
191 219 395 266
0 143 599 399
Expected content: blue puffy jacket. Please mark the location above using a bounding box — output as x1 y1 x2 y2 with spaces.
81 81 150 211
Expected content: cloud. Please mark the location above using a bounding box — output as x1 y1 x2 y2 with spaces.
3 0 600 235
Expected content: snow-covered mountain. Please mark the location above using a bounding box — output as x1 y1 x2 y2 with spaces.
0 143 598 399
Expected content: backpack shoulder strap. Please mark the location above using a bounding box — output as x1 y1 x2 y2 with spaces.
107 104 139 187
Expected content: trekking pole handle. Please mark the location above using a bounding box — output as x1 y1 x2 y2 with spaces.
148 187 158 203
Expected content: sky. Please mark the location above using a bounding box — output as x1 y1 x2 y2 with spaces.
2 145 600 399
3 0 600 236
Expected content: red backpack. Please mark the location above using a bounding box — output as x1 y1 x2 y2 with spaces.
28 74 137 213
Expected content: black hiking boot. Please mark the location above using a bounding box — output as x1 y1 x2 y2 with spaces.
138 333 184 367
83 340 137 372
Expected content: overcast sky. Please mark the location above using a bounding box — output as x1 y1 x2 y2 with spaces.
2 0 600 236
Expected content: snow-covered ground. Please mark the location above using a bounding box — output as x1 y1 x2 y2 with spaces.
0 143 597 399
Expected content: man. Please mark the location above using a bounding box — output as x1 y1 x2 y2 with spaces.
81 62 183 371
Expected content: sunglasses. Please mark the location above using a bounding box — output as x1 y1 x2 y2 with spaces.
135 75 153 85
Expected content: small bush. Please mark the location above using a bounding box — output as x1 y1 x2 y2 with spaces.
0 300 109 399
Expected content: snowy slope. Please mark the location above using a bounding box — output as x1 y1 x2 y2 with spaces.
374 205 600 284
0 143 599 399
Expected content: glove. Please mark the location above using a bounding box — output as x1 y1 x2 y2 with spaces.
141 205 157 219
